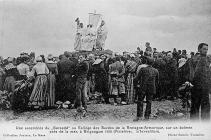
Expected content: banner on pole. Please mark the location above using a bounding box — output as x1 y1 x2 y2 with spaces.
89 13 102 29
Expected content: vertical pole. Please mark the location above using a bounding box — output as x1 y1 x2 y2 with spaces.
88 13 91 25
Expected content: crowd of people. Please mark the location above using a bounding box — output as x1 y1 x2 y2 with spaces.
0 42 210 121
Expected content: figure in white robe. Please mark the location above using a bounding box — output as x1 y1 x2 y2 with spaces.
74 20 83 51
96 20 108 50
80 25 97 51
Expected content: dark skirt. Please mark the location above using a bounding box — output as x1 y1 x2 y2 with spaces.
57 73 75 102
94 72 108 93
0 75 5 91
3 76 16 93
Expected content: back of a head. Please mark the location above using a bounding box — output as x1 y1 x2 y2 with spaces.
158 52 163 58
167 52 173 59
140 50 143 55
141 56 147 64
146 57 154 65
182 50 187 54
20 57 26 63
47 54 54 60
110 58 116 64
36 56 43 62
80 23 83 28
7 57 14 63
64 51 72 58
190 52 195 56
88 53 94 60
16 57 22 65
146 42 150 46
40 55 45 62
72 53 77 58
115 56 121 62
59 54 65 60
30 52 35 58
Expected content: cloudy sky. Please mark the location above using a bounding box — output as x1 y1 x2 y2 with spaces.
0 0 211 57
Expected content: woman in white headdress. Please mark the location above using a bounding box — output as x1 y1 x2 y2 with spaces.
28 56 49 109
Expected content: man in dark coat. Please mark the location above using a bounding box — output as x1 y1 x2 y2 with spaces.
153 53 167 100
86 54 95 97
166 52 178 100
109 56 126 104
57 55 76 103
69 53 78 66
134 57 159 121
189 43 210 120
74 55 89 110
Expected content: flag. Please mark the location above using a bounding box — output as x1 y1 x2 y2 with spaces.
89 13 102 29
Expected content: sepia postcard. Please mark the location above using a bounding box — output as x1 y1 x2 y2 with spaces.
0 0 211 140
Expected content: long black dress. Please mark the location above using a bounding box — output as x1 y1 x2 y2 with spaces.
92 61 109 103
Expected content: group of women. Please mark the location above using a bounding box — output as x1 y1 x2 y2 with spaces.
0 54 58 112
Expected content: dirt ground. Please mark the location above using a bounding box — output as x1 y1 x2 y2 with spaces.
0 99 189 123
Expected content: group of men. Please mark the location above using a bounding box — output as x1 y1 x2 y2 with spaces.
133 43 210 121
58 42 211 121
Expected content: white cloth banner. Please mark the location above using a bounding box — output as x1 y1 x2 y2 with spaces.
74 14 103 51
89 14 102 29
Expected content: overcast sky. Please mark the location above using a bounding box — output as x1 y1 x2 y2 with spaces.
0 0 211 58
